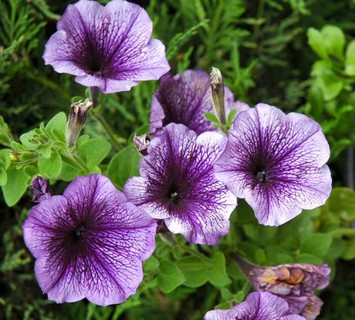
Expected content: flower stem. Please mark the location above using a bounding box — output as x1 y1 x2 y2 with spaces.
90 87 100 108
61 152 90 173
329 228 355 237
179 245 211 263
91 112 125 150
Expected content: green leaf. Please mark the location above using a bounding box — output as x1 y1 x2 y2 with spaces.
301 233 332 258
157 260 185 293
227 109 237 125
0 149 10 186
307 85 325 119
307 28 328 60
38 151 62 179
45 112 67 143
205 112 219 124
166 19 209 60
177 256 209 288
107 145 141 190
327 187 355 221
345 40 355 76
265 245 294 264
58 160 82 182
144 256 160 272
0 116 13 146
295 253 323 264
254 248 266 265
312 61 343 100
207 252 231 287
1 165 31 206
342 239 355 260
77 137 111 170
322 25 345 58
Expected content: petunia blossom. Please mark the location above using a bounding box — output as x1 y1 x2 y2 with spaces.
23 174 157 306
235 256 330 320
43 0 170 93
215 103 332 226
149 70 248 135
204 292 306 320
124 123 237 245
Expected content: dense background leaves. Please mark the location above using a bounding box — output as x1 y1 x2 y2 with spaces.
1 0 355 319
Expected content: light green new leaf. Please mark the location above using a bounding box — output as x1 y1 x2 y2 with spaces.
322 25 345 58
77 137 111 170
45 112 67 143
38 151 62 179
0 116 13 146
307 28 328 60
345 40 355 76
1 165 31 206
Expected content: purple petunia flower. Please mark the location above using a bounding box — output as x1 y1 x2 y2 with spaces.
204 292 306 320
23 174 157 306
149 70 247 135
43 0 170 93
215 103 332 226
124 123 237 245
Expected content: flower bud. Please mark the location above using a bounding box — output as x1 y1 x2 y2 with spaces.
210 67 226 125
66 99 93 147
30 176 51 203
133 133 150 156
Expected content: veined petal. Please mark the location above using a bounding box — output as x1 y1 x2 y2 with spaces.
150 70 241 135
43 0 170 93
23 174 156 306
125 123 237 245
215 103 332 226
204 292 306 320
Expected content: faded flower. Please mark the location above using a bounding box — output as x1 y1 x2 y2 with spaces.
236 256 331 320
23 174 157 306
124 123 237 245
149 70 246 135
204 292 306 320
215 103 332 226
43 0 170 93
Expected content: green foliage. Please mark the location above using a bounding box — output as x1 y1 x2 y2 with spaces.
305 24 355 159
1 0 355 319
107 145 141 190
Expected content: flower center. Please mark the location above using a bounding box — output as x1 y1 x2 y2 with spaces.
170 191 179 204
72 225 86 240
166 183 181 205
256 170 267 182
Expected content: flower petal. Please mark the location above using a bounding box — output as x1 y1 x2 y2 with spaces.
204 292 306 320
149 70 240 135
43 0 169 93
215 103 332 226
125 123 237 245
23 174 156 306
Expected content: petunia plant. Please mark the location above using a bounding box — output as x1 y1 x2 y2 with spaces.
1 0 355 319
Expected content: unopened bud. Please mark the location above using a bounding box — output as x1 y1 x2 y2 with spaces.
67 99 93 147
133 133 150 156
210 67 226 125
30 176 51 203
